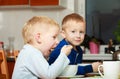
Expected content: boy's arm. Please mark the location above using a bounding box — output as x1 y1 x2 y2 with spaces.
77 65 93 75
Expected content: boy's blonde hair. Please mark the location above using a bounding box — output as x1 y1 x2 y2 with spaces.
62 13 85 30
22 16 59 44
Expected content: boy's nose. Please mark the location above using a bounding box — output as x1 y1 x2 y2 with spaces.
52 39 59 49
55 38 59 45
76 33 81 37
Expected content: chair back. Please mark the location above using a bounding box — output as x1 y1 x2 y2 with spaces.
13 50 19 62
0 50 9 79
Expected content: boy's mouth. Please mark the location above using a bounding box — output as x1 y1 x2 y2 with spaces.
49 48 54 52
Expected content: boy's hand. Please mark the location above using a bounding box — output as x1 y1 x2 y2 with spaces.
61 45 73 56
92 62 102 72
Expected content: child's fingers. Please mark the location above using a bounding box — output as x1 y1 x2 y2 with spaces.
64 45 73 49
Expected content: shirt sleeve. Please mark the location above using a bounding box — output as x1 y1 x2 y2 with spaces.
76 65 93 75
25 51 70 79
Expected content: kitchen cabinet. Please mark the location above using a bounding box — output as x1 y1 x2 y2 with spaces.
0 0 29 5
0 0 67 8
30 0 59 6
30 0 67 8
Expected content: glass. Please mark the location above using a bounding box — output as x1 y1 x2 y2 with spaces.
7 37 15 58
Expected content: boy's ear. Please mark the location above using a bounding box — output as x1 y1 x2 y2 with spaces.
60 30 66 38
35 33 41 43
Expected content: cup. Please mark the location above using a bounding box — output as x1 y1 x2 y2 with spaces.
98 61 120 79
89 42 99 54
117 61 120 79
60 65 78 76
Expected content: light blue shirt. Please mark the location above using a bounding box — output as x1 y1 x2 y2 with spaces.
12 44 69 79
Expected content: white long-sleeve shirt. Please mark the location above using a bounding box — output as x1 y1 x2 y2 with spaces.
12 44 70 79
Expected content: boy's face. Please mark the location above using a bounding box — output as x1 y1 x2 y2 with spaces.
61 21 85 47
40 25 60 58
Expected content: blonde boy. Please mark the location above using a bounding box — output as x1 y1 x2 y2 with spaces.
12 16 72 79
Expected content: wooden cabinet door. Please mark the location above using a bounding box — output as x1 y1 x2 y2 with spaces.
30 0 59 6
0 0 29 5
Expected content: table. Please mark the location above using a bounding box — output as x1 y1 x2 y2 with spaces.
57 73 103 79
57 76 103 79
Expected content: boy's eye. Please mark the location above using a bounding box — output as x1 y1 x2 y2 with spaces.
53 36 57 39
71 31 75 33
80 31 83 33
79 31 85 34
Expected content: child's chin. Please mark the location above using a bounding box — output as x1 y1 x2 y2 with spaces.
74 43 81 46
48 50 51 54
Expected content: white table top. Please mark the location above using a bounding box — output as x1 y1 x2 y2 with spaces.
71 77 103 79
57 75 103 79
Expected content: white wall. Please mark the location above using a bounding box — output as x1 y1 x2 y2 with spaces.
0 0 85 50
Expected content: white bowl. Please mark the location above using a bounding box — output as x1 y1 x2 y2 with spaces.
60 65 78 76
78 63 91 66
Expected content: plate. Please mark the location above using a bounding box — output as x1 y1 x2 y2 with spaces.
58 75 84 78
86 72 100 75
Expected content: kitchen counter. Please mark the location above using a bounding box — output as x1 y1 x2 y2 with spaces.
83 54 112 60
7 53 112 61
7 57 15 62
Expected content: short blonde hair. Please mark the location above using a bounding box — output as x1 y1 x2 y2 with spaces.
62 13 85 30
22 16 59 44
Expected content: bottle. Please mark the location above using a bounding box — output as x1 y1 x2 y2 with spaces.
107 39 115 54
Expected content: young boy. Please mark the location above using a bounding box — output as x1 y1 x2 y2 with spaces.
12 16 73 79
48 13 102 75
